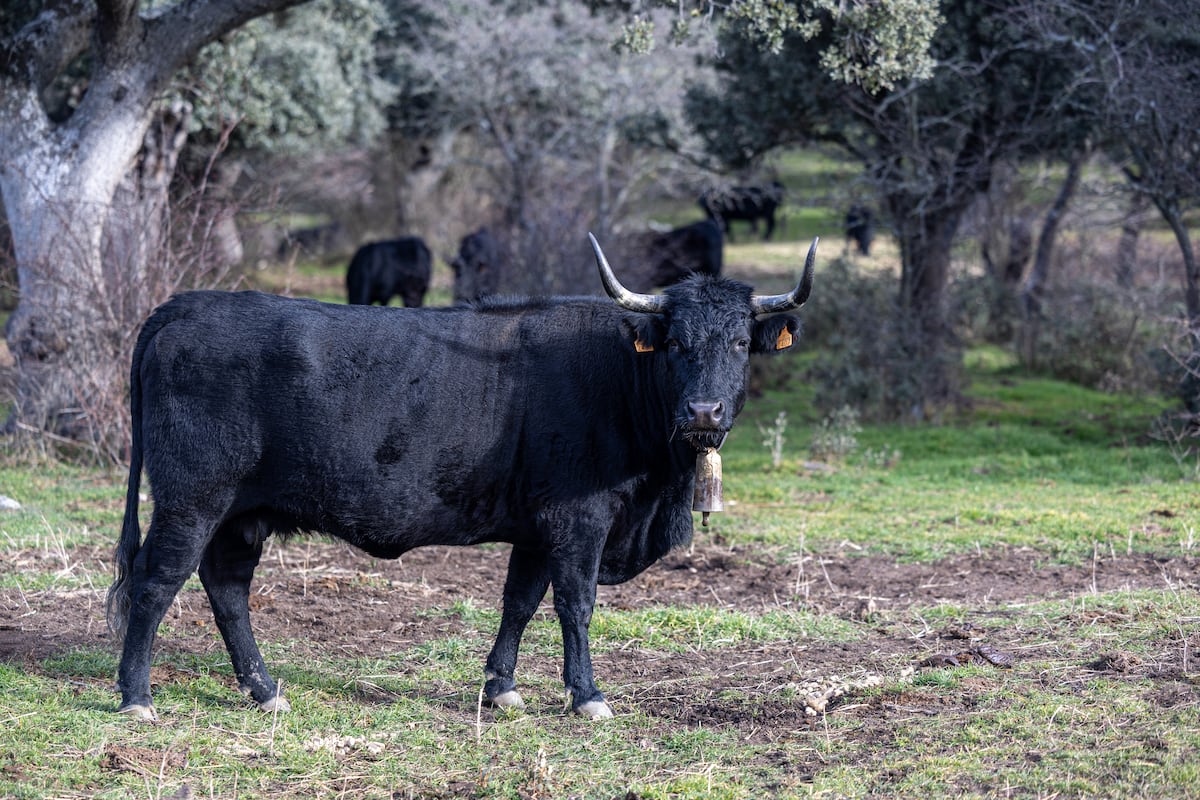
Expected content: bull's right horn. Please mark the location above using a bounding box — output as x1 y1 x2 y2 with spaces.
750 237 818 315
589 232 667 314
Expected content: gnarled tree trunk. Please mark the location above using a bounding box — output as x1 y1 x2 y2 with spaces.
0 0 306 457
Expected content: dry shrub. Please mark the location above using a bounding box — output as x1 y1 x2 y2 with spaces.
1016 282 1178 395
3 159 253 465
802 257 963 421
949 220 1183 399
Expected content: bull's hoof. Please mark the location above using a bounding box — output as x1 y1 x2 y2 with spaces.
574 700 614 720
259 695 291 713
489 689 525 710
117 703 157 721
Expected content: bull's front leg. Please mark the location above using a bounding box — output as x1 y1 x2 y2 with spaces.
546 524 611 720
484 547 551 710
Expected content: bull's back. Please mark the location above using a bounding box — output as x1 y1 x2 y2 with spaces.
137 292 531 547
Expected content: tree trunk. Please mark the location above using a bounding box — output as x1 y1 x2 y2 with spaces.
0 92 198 454
1155 200 1200 412
892 199 965 416
1021 151 1085 318
1 0 310 455
1116 192 1151 289
1018 151 1085 369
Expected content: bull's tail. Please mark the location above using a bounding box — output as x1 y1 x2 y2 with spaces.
105 319 155 641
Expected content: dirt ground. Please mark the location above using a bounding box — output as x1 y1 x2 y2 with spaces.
3 539 1199 729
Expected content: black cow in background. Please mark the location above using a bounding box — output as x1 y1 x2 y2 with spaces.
452 227 503 303
346 237 432 307
698 181 785 241
105 234 819 722
844 205 875 256
276 222 348 263
642 219 724 288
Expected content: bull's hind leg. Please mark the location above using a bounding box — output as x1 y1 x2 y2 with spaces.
198 523 288 712
484 547 550 710
116 516 216 719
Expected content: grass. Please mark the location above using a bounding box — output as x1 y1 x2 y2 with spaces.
700 340 1194 563
10 581 1196 800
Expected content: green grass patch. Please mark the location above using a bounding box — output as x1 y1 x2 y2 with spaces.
703 349 1195 560
591 606 857 652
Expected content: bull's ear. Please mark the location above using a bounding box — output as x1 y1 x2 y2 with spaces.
751 315 800 354
621 315 665 354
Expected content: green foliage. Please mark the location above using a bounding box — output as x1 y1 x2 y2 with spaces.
802 0 941 92
188 0 397 153
605 0 940 92
726 0 806 55
614 13 659 54
724 0 941 91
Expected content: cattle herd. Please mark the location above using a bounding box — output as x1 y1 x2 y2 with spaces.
343 216 729 309
105 214 819 720
333 181 796 308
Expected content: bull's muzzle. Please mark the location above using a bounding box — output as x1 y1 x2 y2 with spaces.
687 400 725 429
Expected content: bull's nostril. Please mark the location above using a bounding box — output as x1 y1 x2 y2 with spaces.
688 401 724 427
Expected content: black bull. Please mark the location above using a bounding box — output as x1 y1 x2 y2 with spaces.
106 235 818 721
643 219 723 288
346 236 432 308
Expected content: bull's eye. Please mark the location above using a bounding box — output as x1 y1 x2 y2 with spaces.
735 338 750 352
666 338 682 353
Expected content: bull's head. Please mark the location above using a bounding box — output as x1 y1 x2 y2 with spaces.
589 233 815 450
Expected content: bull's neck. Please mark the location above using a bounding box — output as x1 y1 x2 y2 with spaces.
623 348 697 477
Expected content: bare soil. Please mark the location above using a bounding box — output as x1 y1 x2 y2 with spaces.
3 541 1198 715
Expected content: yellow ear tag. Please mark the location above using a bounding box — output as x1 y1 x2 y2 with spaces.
634 339 655 353
775 327 794 350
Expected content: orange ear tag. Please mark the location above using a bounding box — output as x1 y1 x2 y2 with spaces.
775 328 794 350
634 339 655 353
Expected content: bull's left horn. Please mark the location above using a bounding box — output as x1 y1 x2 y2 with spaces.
750 237 818 315
589 232 667 314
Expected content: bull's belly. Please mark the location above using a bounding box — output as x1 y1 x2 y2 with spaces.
232 491 519 560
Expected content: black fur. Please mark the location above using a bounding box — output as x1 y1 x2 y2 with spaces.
451 227 503 303
346 237 432 307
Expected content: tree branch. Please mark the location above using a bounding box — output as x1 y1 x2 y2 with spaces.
139 0 313 90
95 0 139 49
1 0 94 93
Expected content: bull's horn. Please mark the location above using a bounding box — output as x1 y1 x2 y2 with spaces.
750 237 818 315
589 232 667 314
